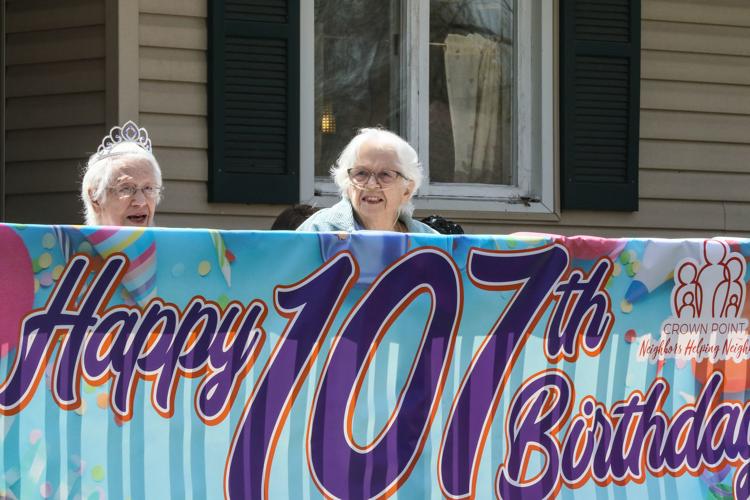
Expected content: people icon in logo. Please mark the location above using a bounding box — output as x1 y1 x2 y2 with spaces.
674 261 699 319
673 240 746 319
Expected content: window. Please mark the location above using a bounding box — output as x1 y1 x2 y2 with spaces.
303 0 555 213
209 0 638 212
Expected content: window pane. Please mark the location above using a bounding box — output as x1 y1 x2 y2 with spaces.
314 1 403 178
429 0 514 184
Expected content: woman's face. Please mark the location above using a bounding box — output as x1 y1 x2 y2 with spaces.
347 140 413 231
93 159 159 227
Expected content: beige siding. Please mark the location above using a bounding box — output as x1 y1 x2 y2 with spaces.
4 0 106 224
3 0 749 233
622 0 750 236
537 0 750 237
130 0 750 235
139 4 218 226
137 2 285 228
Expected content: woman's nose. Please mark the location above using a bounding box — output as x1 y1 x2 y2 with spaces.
131 189 147 204
364 172 380 187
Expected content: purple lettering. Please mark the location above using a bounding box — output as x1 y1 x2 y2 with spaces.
196 300 266 423
225 252 357 499
545 259 613 361
0 255 126 412
438 244 568 498
496 370 573 498
308 248 462 498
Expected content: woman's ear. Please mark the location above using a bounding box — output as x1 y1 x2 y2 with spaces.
89 190 101 210
404 180 415 197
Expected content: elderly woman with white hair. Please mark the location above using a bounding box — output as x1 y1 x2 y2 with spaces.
81 121 163 226
297 128 437 234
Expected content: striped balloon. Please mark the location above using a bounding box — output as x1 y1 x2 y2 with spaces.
52 225 75 261
77 227 157 306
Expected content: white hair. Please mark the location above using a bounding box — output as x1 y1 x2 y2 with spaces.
80 142 162 225
330 128 423 216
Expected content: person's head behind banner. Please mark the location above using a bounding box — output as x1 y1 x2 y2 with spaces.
271 204 319 230
81 121 163 227
330 127 424 231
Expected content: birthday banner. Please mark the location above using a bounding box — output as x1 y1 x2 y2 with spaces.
0 224 748 499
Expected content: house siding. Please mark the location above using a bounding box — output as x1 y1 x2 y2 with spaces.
138 0 283 229
3 0 749 236
537 0 750 237
148 0 749 235
4 0 107 224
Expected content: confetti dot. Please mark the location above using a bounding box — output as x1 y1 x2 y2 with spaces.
52 265 64 280
32 259 43 274
611 262 622 277
198 261 211 276
620 299 633 313
70 454 86 475
506 239 518 249
91 465 105 482
40 482 53 498
96 393 109 409
42 233 56 249
38 253 52 270
171 263 185 278
225 249 236 263
625 263 637 278
3 469 20 486
619 249 636 264
74 399 87 416
29 429 42 445
39 271 54 288
630 260 641 274
34 279 40 293
217 294 230 309
77 241 93 254
83 382 96 394
625 329 637 343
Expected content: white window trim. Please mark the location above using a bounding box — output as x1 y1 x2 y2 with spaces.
300 0 555 216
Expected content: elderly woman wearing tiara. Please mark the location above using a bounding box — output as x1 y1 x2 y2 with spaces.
81 121 163 226
297 128 437 234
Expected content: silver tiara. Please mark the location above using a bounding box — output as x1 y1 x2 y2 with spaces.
97 120 152 154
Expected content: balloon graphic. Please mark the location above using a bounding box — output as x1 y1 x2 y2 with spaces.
0 225 35 357
511 232 626 261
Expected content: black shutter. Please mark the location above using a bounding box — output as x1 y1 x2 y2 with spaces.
560 0 640 211
209 0 300 203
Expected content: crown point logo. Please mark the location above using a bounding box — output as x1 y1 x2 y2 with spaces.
673 240 746 320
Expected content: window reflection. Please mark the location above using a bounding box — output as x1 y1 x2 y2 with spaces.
314 1 403 177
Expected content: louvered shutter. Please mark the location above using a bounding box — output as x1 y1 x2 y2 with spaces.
560 0 640 211
209 0 300 203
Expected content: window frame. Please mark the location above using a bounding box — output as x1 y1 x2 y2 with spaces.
300 0 557 216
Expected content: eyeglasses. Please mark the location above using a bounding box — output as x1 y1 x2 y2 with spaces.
347 168 408 187
109 184 162 200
